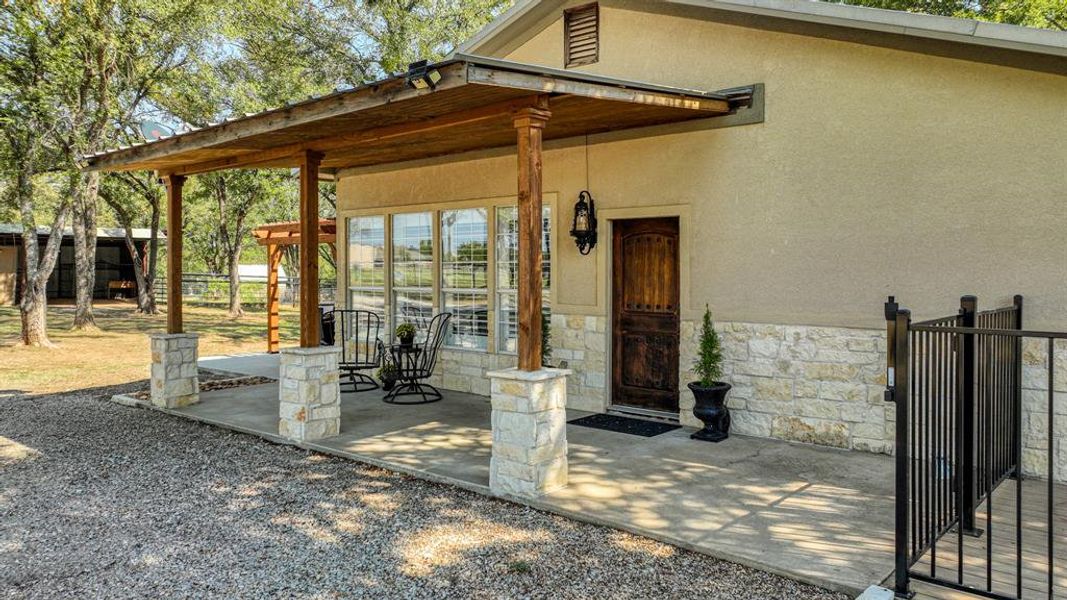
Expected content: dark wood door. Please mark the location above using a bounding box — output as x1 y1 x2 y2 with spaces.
611 217 680 413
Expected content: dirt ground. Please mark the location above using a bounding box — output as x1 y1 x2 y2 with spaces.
0 302 301 395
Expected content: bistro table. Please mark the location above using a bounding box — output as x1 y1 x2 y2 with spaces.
383 342 441 404
387 343 423 375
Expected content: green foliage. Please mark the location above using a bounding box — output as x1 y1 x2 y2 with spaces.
694 305 724 386
395 322 417 339
836 0 1065 29
377 362 397 381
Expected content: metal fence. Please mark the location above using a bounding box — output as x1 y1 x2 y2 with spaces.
887 294 1065 599
155 273 336 308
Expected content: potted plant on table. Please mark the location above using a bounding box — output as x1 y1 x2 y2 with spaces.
688 305 732 442
377 362 398 392
395 323 417 348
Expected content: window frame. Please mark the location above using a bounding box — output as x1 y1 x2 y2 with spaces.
345 214 387 322
440 207 491 351
390 210 436 340
494 205 552 355
340 194 555 355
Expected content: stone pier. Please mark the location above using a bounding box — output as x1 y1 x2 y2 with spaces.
149 333 200 409
278 346 341 442
488 367 570 498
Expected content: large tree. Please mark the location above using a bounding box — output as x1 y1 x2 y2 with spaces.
0 2 71 346
48 0 219 330
837 0 1066 29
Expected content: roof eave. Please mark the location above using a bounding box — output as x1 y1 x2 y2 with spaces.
461 0 1067 63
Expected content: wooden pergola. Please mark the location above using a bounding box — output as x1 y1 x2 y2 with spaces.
84 54 748 371
252 219 337 353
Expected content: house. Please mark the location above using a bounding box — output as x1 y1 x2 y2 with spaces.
0 224 161 304
81 2 1066 595
332 1 1065 450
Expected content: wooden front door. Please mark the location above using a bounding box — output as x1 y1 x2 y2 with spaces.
611 217 680 414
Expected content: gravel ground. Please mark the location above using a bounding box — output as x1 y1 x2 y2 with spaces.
0 386 850 599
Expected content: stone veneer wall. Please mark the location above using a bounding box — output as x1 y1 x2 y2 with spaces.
1019 338 1067 481
427 313 608 414
681 322 893 454
428 315 894 453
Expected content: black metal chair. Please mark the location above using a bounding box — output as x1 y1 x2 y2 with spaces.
331 309 385 393
384 312 452 404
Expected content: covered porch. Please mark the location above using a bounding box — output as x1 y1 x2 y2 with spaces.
83 53 900 595
127 352 897 596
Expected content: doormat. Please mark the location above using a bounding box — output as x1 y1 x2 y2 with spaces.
569 413 681 437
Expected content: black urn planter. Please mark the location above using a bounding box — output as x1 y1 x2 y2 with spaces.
381 377 397 392
398 335 415 348
688 381 732 442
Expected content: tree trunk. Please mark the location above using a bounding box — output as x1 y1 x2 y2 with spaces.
143 186 161 314
17 158 71 347
227 245 243 318
123 230 153 314
72 171 100 330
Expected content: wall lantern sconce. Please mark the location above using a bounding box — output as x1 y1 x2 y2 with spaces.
405 60 442 91
570 191 598 255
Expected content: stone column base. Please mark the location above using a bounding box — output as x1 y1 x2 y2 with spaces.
149 333 200 408
279 346 341 442
487 367 571 498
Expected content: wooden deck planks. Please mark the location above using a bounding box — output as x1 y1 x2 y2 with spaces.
907 477 1067 599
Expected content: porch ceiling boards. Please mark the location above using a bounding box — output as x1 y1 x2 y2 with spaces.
81 54 744 176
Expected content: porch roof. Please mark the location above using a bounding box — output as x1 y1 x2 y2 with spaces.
81 55 751 176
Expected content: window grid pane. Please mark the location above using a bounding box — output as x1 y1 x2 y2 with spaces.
392 212 433 337
441 209 489 350
347 216 386 320
495 206 551 354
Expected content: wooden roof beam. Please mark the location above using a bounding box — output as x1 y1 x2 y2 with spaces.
158 95 553 178
254 233 336 246
466 65 731 113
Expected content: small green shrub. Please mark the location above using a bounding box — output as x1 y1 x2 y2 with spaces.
395 323 417 339
377 362 397 381
694 304 723 386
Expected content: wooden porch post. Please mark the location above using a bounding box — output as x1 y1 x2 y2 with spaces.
266 243 282 353
162 174 185 334
299 151 324 347
513 99 551 371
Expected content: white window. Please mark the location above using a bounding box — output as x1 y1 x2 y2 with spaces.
346 216 386 318
495 206 551 354
441 208 489 350
391 212 434 337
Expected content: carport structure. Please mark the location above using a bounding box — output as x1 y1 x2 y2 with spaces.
83 54 750 497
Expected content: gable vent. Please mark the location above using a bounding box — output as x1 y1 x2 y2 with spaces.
564 3 599 68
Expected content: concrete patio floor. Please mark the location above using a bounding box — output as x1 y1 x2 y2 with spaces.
157 353 896 596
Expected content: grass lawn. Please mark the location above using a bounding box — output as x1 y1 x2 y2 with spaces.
0 302 301 395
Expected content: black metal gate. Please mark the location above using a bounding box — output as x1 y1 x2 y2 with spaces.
887 295 1065 599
